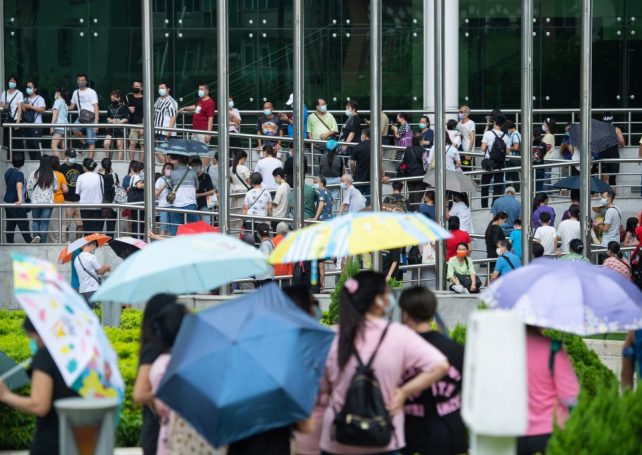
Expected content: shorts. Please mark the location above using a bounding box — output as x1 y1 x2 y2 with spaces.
53 128 65 136
128 127 144 144
71 119 97 145
106 128 126 140
159 210 171 232
191 132 209 143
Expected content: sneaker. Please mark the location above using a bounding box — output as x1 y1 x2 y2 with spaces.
451 284 466 294
31 236 41 244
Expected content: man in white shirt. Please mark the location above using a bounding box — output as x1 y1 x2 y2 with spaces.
271 168 291 230
254 145 283 190
75 158 103 234
339 174 366 215
69 73 100 159
74 241 110 306
480 114 511 208
593 190 622 248
533 211 557 256
557 204 581 254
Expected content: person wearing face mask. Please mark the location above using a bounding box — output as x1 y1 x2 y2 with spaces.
50 88 71 159
1 76 24 153
457 105 476 163
593 190 622 249
190 157 215 222
154 82 178 163
21 80 46 160
319 271 449 455
179 84 215 164
338 174 366 215
281 92 309 138
227 97 242 148
73 240 111 304
313 176 334 221
447 242 480 294
256 101 283 152
490 239 522 282
418 115 434 148
59 149 84 241
154 162 174 236
104 90 129 161
270 167 291 231
69 73 99 159
307 97 339 141
338 100 362 153
126 80 144 162
0 318 80 455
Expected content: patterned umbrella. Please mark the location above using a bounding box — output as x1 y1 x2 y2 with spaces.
269 211 451 264
568 119 619 155
155 138 210 156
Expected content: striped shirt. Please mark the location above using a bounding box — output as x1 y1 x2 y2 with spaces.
154 96 178 136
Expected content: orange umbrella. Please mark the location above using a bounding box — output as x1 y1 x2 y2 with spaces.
176 221 220 236
58 233 111 264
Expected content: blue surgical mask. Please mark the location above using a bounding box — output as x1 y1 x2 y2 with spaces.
158 88 167 97
313 183 320 189
340 182 347 189
140 171 145 180
29 338 38 355
319 105 327 113
263 108 272 116
26 87 33 95
458 112 464 121
197 89 205 98
8 82 16 90
418 122 427 130
345 109 352 117
228 101 235 108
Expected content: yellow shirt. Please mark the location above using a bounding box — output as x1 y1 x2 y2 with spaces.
53 171 67 204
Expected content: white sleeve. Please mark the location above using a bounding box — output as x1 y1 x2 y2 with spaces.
534 228 542 241
71 90 79 106
481 131 490 145
35 97 46 109
88 254 101 272
89 89 99 105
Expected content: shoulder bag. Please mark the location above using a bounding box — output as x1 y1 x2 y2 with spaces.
166 167 192 205
21 96 43 123
1 92 18 124
313 112 334 136
77 255 102 285
231 166 251 191
76 91 95 124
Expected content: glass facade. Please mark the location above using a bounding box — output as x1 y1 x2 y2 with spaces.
3 0 642 112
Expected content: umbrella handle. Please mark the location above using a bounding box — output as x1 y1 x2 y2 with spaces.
0 358 32 382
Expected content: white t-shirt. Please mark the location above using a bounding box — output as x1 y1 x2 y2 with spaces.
1 90 24 119
230 164 251 192
24 95 46 124
272 182 291 218
557 219 580 253
534 225 557 255
449 201 471 233
244 187 272 216
254 157 282 190
228 108 241 133
445 145 461 172
458 119 476 153
155 176 171 208
72 87 99 114
75 171 103 204
257 239 275 280
74 251 102 293
343 186 366 213
481 129 511 159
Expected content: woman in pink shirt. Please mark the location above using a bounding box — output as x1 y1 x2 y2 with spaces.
518 327 580 455
319 271 449 454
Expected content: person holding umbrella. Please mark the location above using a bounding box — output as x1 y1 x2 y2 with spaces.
73 240 111 304
0 318 79 455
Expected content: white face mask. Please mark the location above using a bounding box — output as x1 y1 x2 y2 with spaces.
158 88 167 97
600 197 608 206
228 100 235 108
496 248 503 256
542 123 548 133
313 183 320 189
197 89 205 98
319 105 327 113
345 109 352 117
340 182 348 189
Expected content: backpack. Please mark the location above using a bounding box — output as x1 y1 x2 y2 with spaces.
630 242 642 291
406 245 422 265
333 323 394 448
489 131 507 168
383 193 408 213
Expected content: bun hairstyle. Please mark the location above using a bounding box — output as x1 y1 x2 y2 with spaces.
82 157 97 171
569 239 584 254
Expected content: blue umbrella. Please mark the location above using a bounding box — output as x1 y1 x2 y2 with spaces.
551 175 611 194
568 119 618 155
482 259 642 335
156 284 334 448
155 138 210 156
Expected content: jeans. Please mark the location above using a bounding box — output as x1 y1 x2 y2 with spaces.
326 176 340 202
481 170 505 208
72 119 97 145
31 207 53 242
169 204 198 235
535 167 546 192
23 127 43 160
4 207 33 243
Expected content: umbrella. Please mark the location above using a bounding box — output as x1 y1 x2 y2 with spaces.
12 253 124 399
269 211 451 264
177 221 220 236
108 236 147 260
91 233 269 304
58 233 111 264
482 259 642 336
568 120 619 155
155 138 210 156
155 284 334 448
551 175 611 194
423 170 479 193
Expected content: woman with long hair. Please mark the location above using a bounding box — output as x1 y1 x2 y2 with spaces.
602 241 632 279
531 192 556 229
319 140 343 200
155 162 175 236
49 155 69 243
27 155 59 242
448 191 471 233
319 271 449 454
230 149 251 193
98 157 119 235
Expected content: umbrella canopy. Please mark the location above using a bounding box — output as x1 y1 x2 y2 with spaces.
551 175 611 194
0 352 30 391
108 237 147 260
177 221 220 236
155 284 334 448
568 119 619 155
58 233 111 264
269 211 451 264
423 170 479 193
12 254 124 399
155 138 210 156
91 233 269 304
482 259 642 336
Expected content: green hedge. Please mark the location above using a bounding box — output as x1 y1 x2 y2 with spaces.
0 309 143 450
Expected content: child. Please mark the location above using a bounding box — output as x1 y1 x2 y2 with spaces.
533 211 557 256
510 218 523 260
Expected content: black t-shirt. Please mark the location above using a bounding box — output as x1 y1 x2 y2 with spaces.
101 172 118 203
485 224 505 258
196 172 214 208
256 115 282 146
402 145 427 177
227 426 291 455
29 348 79 455
381 248 401 280
59 163 84 202
139 343 164 455
350 140 370 184
126 93 144 124
340 114 362 143
403 332 467 455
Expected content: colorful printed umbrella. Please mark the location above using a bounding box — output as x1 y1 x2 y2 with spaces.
177 221 220 236
12 253 124 400
155 138 210 156
482 258 642 336
269 211 451 264
107 236 147 260
58 233 111 264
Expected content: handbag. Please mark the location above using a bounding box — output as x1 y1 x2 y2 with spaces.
166 167 191 205
455 272 481 292
77 256 102 285
76 91 95 124
113 176 128 205
21 96 43 123
1 92 18 124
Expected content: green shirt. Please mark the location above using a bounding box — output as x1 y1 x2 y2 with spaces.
559 252 590 263
307 111 338 140
289 184 319 219
447 256 475 281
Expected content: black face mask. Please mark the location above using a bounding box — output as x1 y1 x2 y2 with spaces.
111 100 119 105
132 87 141 94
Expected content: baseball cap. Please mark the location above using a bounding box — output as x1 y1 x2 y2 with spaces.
285 93 293 106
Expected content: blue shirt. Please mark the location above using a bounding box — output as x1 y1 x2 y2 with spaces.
422 128 434 146
318 188 333 220
492 195 521 235
287 105 309 138
418 203 436 220
495 251 521 277
509 229 523 260
3 167 24 203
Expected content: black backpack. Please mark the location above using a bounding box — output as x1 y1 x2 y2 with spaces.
333 323 394 447
630 242 642 291
489 131 507 168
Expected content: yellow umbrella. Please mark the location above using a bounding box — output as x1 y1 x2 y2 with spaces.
269 211 451 264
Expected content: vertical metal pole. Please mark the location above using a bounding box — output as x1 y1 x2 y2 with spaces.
293 0 305 229
423 0 434 115
217 0 230 235
370 0 382 271
0 0 6 149
520 0 533 264
434 0 446 290
141 0 155 241
579 0 593 260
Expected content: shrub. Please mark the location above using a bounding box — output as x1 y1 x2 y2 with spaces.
323 258 360 325
0 309 144 450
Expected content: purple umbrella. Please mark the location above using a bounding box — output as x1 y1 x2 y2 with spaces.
481 259 642 336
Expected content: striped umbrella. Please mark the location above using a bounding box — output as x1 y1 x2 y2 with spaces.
269 212 451 264
58 233 111 264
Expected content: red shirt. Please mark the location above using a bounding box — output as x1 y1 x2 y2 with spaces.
446 229 471 260
192 97 215 131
